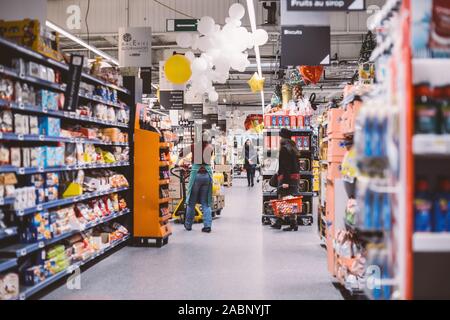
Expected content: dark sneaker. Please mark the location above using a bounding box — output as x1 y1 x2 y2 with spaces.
202 227 211 233
184 224 192 231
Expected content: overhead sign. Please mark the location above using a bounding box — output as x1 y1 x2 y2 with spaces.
159 90 184 110
118 27 152 67
286 0 365 11
64 54 84 111
281 26 330 66
184 103 203 120
166 19 198 32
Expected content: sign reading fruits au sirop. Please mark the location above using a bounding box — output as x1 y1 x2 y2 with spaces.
118 27 152 67
286 0 365 11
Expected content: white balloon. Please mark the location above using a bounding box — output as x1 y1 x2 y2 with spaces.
208 90 219 102
229 3 246 20
198 16 215 36
191 57 208 73
176 33 192 48
225 17 241 27
253 29 269 46
197 36 214 52
191 34 200 50
185 51 195 62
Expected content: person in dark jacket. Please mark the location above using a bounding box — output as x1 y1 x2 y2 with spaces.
243 139 257 187
272 128 301 231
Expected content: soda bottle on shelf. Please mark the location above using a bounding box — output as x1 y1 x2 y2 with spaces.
414 178 433 232
433 177 450 232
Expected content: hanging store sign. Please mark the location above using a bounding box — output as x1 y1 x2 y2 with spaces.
286 0 365 11
64 54 84 111
281 26 331 66
118 27 152 67
166 19 198 32
159 90 184 110
184 103 203 120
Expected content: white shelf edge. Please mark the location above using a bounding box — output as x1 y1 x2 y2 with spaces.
413 233 450 253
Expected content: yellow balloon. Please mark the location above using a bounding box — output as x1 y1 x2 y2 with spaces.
164 54 192 84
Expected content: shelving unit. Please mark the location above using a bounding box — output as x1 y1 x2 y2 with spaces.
0 36 135 300
133 104 172 248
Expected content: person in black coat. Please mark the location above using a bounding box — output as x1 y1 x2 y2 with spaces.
272 128 301 231
243 139 257 187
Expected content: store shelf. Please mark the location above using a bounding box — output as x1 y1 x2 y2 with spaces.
9 187 129 217
0 209 130 258
413 134 450 156
413 59 450 86
0 36 130 96
0 98 129 128
0 36 68 71
0 197 15 206
0 227 18 240
264 128 313 134
413 233 450 253
0 161 130 175
0 132 129 147
0 258 17 273
78 92 124 109
18 234 130 300
0 65 66 92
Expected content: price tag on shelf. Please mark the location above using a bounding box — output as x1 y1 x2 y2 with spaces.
18 102 25 110
37 204 43 211
19 248 27 256
17 210 24 216
39 135 45 141
18 168 25 175
42 107 48 113
4 228 13 235
38 167 44 173
38 242 45 248
17 134 24 141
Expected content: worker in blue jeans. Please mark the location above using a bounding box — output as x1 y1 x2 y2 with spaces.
184 135 214 233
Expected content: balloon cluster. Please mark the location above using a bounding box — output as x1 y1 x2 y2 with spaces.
176 3 268 102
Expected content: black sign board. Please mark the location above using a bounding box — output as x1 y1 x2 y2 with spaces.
184 103 203 120
204 113 218 130
281 26 330 67
64 54 84 111
166 19 199 32
141 67 152 94
217 120 227 132
286 0 365 11
159 90 184 110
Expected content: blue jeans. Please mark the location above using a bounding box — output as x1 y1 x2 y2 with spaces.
186 172 212 228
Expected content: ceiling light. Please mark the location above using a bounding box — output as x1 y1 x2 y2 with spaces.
223 98 227 103
45 20 120 66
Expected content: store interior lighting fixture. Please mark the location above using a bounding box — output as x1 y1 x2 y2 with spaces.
45 20 120 66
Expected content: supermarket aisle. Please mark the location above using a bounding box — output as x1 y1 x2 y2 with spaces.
42 180 342 300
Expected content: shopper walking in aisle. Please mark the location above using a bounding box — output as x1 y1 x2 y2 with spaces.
243 139 257 187
272 128 301 231
183 132 214 233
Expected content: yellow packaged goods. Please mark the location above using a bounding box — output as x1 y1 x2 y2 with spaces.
63 182 83 198
212 183 221 196
213 173 224 185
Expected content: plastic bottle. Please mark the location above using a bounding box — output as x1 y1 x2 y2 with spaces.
382 193 392 232
433 177 450 232
414 178 433 232
373 193 382 230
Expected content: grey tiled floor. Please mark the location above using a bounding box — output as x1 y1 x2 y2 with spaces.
42 179 342 300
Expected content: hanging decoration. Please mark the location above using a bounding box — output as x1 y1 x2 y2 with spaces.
247 72 265 93
176 3 269 102
164 54 192 84
298 65 324 85
288 68 302 85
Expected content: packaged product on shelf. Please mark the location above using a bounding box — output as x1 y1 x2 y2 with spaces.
10 147 21 167
14 113 29 135
49 206 74 236
0 273 19 300
39 117 60 137
414 178 433 232
24 265 47 286
26 61 40 79
0 110 13 132
21 148 30 167
433 177 450 232
20 211 52 243
0 145 10 165
0 79 14 101
29 116 39 135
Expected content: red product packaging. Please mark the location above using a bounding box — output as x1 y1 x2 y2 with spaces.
290 115 297 128
277 115 284 128
264 114 271 128
297 115 304 128
264 135 271 150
